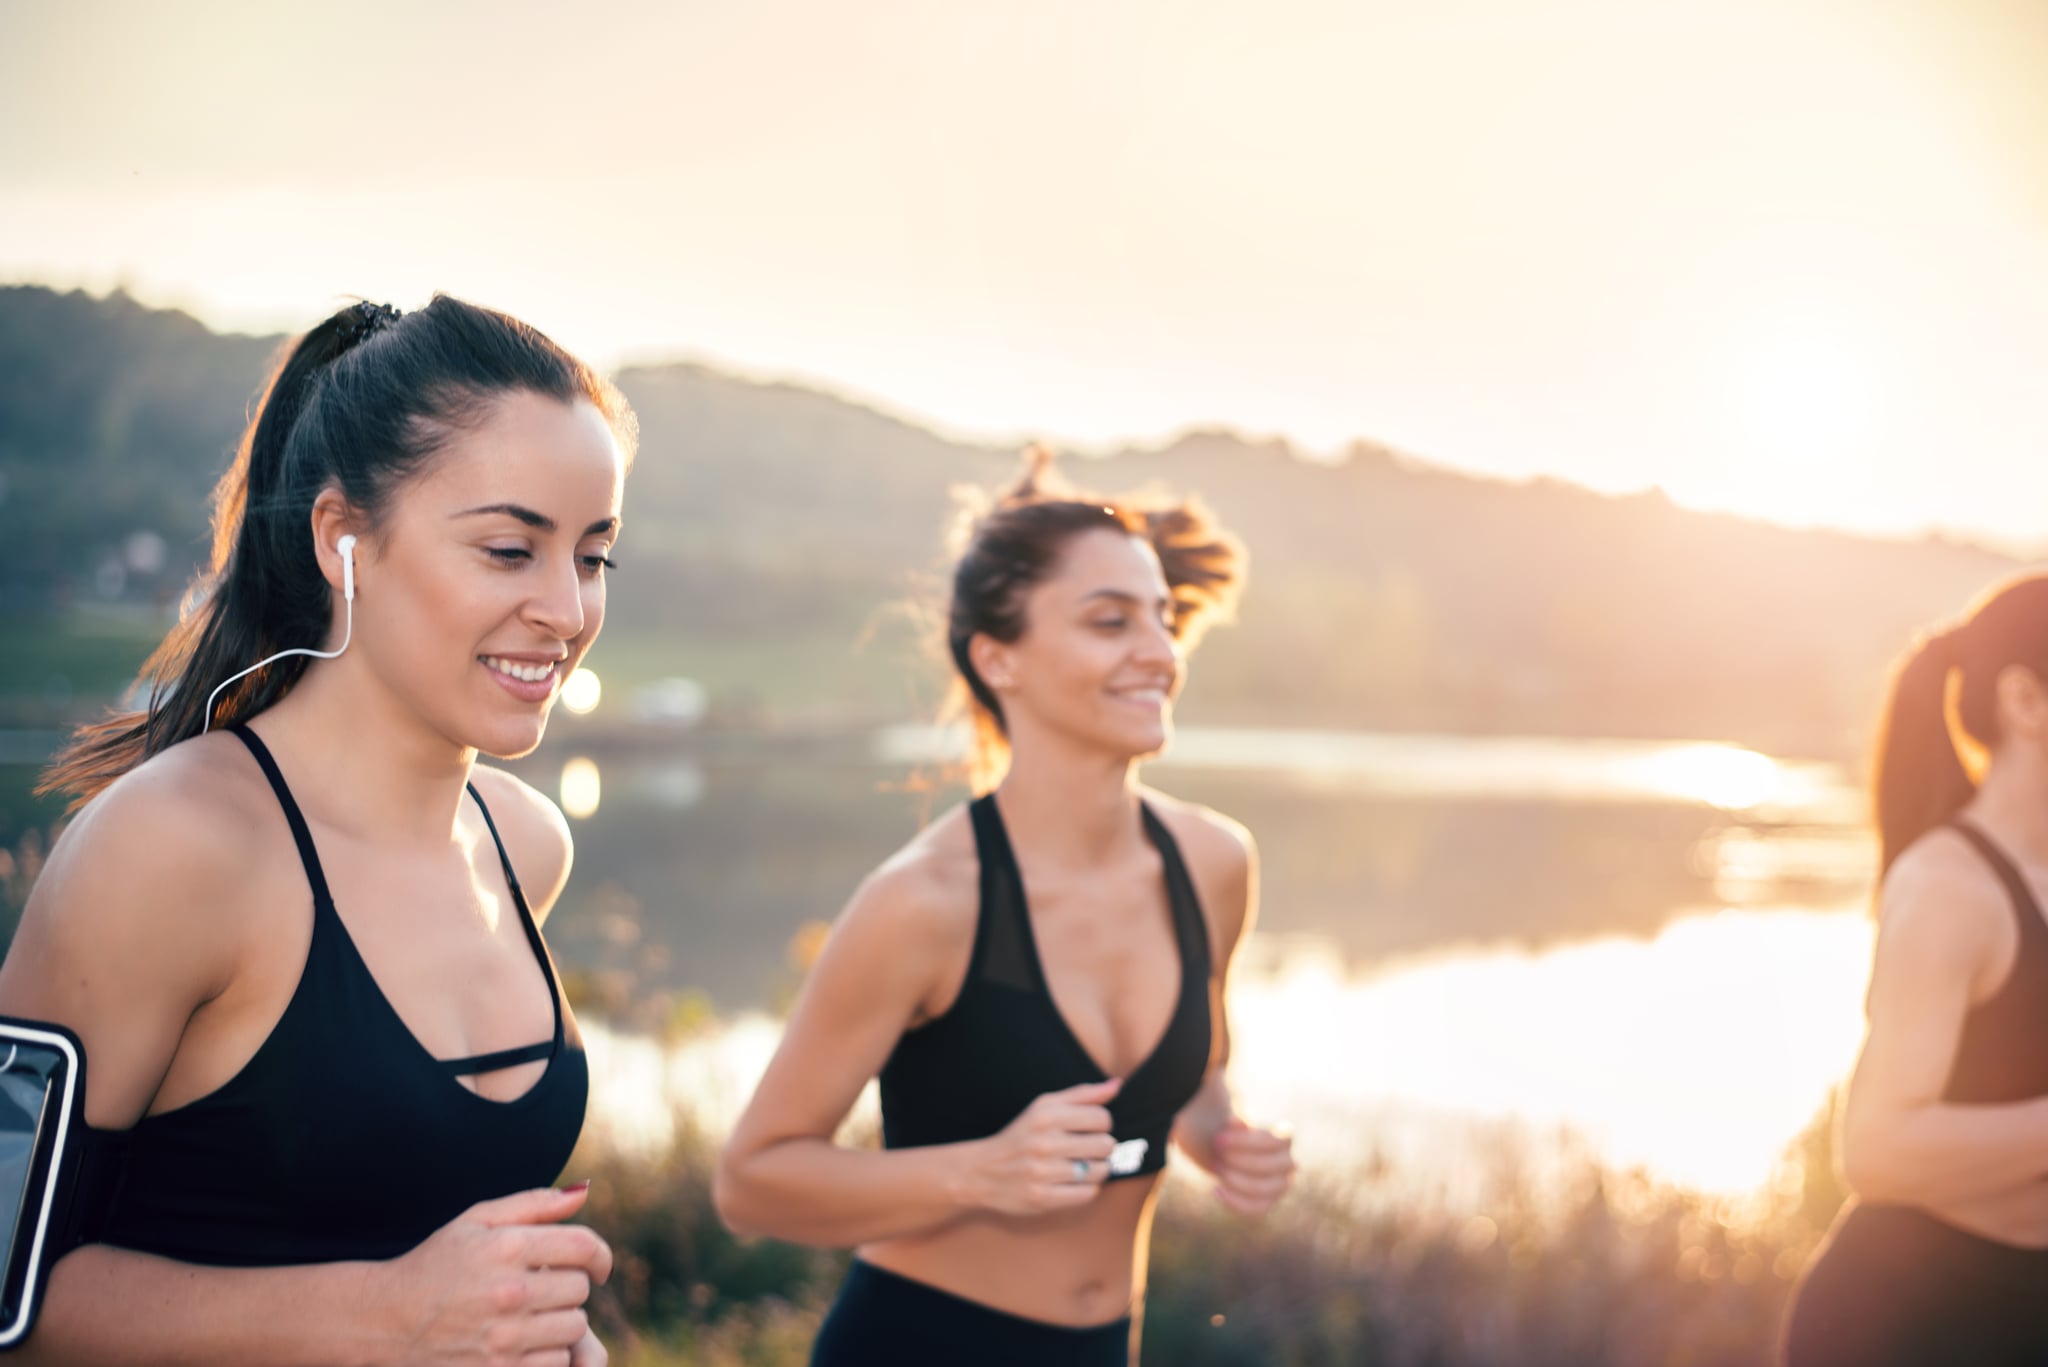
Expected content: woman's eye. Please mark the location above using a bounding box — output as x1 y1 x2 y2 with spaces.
486 546 531 565
579 554 618 573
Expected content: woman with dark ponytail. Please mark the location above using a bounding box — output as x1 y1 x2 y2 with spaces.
0 296 635 1364
716 448 1295 1365
1785 574 2048 1364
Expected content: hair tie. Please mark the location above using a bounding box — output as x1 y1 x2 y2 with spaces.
335 301 401 350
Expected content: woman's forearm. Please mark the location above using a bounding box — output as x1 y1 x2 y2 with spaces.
19 1244 393 1367
715 1137 989 1248
1170 1070 1236 1177
1844 1094 2048 1206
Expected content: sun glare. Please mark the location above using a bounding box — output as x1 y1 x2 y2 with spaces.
560 667 602 715
1738 327 1874 457
1684 318 1885 529
1631 743 1782 810
1222 910 1874 1198
559 756 602 820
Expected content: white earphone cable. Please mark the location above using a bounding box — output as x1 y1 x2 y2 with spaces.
202 535 356 734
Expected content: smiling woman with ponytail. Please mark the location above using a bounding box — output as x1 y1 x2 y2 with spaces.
0 295 636 1365
716 446 1294 1367
1785 574 2048 1364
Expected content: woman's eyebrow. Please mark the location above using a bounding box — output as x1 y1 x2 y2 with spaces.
1079 588 1170 606
453 504 618 537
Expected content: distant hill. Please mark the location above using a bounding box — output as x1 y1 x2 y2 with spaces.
0 284 2024 757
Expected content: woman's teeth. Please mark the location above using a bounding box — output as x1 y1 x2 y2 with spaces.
483 656 556 683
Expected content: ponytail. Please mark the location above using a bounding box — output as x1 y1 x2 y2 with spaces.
1870 628 1974 878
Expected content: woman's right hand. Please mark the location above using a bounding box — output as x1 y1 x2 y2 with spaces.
371 1184 613 1366
970 1078 1123 1216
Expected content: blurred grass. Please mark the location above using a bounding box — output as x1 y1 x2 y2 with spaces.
565 1049 1845 1367
0 610 160 841
0 822 55 948
0 610 161 718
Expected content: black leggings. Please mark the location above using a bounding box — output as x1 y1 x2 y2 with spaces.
809 1258 1131 1366
1783 1202 2048 1365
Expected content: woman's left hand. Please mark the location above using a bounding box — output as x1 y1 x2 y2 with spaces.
1211 1118 1296 1217
570 1328 608 1366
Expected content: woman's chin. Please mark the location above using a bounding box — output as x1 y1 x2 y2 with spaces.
466 712 552 761
1108 720 1172 763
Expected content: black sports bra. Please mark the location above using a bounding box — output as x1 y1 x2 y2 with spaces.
96 724 588 1265
877 794 1214 1180
1940 818 2048 1106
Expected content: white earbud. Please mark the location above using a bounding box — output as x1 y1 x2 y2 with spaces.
338 533 357 602
202 532 359 732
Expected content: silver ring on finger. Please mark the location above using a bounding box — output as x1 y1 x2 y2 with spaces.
1071 1157 1090 1183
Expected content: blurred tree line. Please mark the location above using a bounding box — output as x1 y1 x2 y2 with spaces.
0 284 2027 758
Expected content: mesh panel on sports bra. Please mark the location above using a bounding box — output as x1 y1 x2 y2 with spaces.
975 845 1037 994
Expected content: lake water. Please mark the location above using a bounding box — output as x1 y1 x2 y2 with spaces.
488 724 1877 1203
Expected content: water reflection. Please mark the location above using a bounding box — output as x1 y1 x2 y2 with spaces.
634 760 706 812
875 725 1858 815
521 726 1885 1205
1696 825 1876 904
580 905 1874 1201
525 730 1871 1017
583 1013 797 1157
1225 907 1872 1196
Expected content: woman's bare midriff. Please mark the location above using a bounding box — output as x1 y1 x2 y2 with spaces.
859 1170 1162 1326
1920 1180 2048 1250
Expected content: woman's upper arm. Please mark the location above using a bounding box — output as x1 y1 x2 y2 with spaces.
1843 836 2004 1148
0 769 246 1128
725 854 970 1158
1159 801 1257 1070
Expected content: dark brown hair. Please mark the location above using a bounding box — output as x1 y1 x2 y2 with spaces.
40 294 637 807
944 445 1245 791
1871 573 2048 876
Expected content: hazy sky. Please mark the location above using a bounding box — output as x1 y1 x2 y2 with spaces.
4 0 2045 544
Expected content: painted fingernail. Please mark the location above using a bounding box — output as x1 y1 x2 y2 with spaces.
562 1180 592 1194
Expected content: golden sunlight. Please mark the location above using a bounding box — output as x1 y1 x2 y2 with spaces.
1677 318 1886 529
873 726 1859 816
559 757 602 820
560 667 603 715
1225 909 1874 1197
1630 743 1782 810
1734 325 1875 470
581 1014 825 1158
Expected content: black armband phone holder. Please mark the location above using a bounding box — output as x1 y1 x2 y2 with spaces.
0 1015 124 1350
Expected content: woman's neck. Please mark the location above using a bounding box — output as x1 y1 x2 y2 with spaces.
1969 745 2048 865
249 658 478 845
992 733 1145 869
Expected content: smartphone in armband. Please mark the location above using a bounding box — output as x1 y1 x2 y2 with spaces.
0 1017 85 1350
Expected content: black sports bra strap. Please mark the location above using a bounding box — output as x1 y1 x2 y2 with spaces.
966 794 1037 992
464 782 524 895
1950 818 2048 943
439 1038 554 1077
463 781 564 1046
1140 802 1213 974
230 725 334 907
